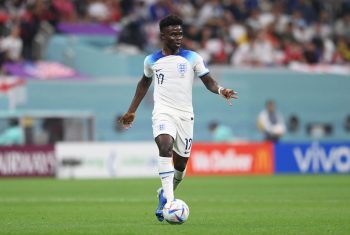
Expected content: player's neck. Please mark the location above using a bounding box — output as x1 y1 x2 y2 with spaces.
162 47 180 56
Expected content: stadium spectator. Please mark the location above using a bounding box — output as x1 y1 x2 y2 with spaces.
245 0 259 11
0 7 10 37
280 21 296 42
224 0 247 22
287 115 300 133
282 39 304 64
257 100 286 142
38 0 60 30
182 24 201 51
246 8 263 31
52 0 76 22
19 3 41 61
197 0 224 27
226 12 247 45
313 11 332 39
149 0 172 22
0 118 24 146
73 0 88 20
335 14 350 38
306 122 333 138
106 0 122 23
208 121 235 142
117 20 147 53
87 0 119 23
119 0 136 17
294 0 318 25
303 41 320 64
270 3 290 36
199 25 229 64
345 115 350 133
292 18 314 44
42 118 64 144
336 36 350 62
0 24 23 66
232 29 275 66
2 0 26 18
174 0 196 24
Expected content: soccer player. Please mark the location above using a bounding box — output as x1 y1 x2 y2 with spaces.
119 15 238 221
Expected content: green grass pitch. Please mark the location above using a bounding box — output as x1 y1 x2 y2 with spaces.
1 175 349 235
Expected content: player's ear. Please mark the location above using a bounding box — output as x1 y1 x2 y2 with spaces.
160 32 165 41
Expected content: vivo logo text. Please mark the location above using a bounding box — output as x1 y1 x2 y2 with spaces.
293 143 350 173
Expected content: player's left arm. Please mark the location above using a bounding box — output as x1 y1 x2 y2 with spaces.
200 73 238 105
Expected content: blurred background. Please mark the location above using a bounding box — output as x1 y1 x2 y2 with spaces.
0 0 349 178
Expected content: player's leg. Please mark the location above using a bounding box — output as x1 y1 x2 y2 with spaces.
155 134 175 202
172 114 193 191
152 114 177 221
154 134 175 221
173 151 189 191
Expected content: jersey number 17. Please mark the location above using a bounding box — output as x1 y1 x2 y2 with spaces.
156 73 164 85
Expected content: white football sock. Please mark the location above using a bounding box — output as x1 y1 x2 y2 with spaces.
158 156 174 201
173 168 186 191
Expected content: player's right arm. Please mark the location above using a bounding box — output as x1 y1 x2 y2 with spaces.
120 74 152 128
200 74 238 105
192 51 238 105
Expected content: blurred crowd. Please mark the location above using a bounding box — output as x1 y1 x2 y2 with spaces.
0 0 349 67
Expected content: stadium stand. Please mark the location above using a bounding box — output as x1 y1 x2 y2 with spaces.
0 0 349 67
0 0 349 143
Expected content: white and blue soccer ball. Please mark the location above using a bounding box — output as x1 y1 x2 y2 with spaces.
163 199 190 224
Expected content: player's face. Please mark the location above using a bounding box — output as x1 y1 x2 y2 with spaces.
162 25 183 52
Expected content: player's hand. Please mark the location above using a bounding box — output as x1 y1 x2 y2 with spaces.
220 88 238 106
119 112 136 129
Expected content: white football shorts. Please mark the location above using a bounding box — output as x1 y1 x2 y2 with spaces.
152 112 194 157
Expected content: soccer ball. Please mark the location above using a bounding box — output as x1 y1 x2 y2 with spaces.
163 199 189 224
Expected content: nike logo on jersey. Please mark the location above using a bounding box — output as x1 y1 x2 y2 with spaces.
184 151 189 154
155 69 162 72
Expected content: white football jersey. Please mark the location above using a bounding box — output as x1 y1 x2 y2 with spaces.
144 49 209 115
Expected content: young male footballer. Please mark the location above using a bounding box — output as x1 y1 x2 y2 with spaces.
120 15 238 222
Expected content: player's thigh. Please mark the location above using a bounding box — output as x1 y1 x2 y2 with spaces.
173 117 194 158
153 114 177 156
152 113 177 140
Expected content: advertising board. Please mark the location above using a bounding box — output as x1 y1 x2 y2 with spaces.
56 142 158 179
275 142 350 174
0 146 55 177
186 142 274 175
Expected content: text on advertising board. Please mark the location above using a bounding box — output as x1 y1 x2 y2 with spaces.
186 142 273 175
0 146 55 177
275 142 350 174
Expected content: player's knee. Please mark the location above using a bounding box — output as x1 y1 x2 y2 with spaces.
158 145 173 157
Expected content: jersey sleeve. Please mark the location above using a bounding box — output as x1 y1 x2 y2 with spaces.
143 56 153 78
193 53 209 78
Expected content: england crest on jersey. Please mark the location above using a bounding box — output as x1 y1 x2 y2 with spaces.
177 63 187 77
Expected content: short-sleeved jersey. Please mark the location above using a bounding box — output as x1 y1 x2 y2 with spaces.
144 49 209 115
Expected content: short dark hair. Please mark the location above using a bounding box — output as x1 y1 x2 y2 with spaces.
159 15 183 32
